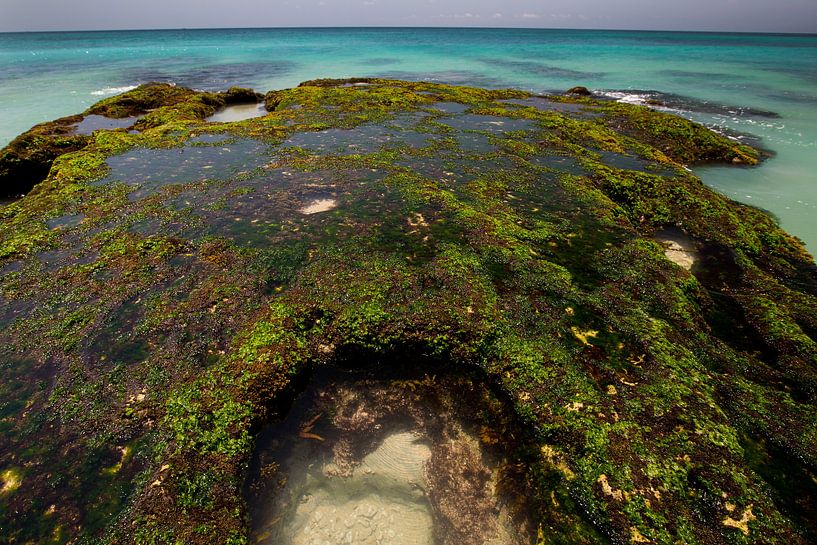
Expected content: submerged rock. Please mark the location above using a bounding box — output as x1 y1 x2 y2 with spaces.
655 228 699 270
0 78 816 545
248 370 531 545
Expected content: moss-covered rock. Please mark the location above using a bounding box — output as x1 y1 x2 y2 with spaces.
0 115 89 197
0 79 815 545
84 82 203 118
0 84 267 198
220 86 264 105
598 101 762 165
565 86 593 96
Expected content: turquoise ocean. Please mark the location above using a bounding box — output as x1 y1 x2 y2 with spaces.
1 28 815 253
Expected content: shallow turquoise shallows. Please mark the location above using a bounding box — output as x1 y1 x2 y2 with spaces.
1 28 815 253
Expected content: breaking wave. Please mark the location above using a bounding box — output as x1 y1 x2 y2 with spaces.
90 85 138 96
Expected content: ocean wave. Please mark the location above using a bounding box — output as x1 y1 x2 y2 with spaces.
598 90 688 115
599 90 780 119
90 85 138 96
598 90 658 106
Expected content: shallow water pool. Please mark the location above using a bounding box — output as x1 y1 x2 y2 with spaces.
246 368 534 545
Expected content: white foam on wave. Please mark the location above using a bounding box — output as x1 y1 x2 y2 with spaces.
599 90 655 105
90 85 138 96
599 90 685 115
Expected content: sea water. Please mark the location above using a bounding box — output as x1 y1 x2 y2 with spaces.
1 28 815 252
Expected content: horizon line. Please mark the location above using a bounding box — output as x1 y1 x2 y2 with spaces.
1 25 816 37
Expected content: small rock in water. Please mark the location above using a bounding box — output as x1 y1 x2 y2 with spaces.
565 86 592 96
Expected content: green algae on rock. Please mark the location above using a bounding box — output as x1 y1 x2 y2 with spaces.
0 79 816 545
0 84 266 199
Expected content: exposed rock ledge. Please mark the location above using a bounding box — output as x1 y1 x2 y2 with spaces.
0 79 815 545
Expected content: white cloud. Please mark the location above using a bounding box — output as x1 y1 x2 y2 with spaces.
432 12 482 20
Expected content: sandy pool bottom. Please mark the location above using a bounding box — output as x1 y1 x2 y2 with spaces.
246 370 531 545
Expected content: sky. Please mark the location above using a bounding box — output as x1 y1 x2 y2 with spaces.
1 0 816 34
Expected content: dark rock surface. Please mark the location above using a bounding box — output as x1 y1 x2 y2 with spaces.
565 86 593 96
